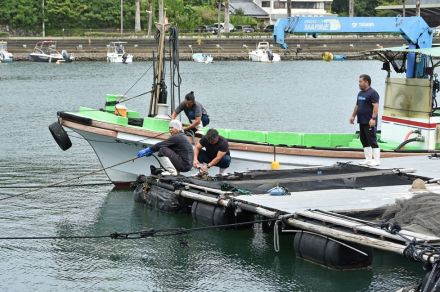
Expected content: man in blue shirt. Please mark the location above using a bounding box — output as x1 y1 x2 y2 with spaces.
349 74 380 166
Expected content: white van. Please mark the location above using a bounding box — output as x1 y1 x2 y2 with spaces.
213 22 235 33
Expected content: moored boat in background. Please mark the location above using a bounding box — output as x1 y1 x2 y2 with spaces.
0 41 13 63
28 40 74 63
106 42 133 63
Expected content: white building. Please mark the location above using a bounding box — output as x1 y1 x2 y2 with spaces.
253 0 333 23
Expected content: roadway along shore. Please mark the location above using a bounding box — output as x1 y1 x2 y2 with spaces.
5 35 440 61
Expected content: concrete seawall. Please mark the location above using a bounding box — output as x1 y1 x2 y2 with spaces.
5 35 440 61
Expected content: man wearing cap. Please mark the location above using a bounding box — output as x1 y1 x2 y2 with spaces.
137 120 194 175
193 129 231 175
171 91 209 135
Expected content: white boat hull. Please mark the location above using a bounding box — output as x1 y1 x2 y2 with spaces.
0 51 13 63
71 128 343 187
249 51 281 62
107 53 133 63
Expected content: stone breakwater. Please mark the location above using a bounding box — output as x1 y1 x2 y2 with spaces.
6 35 439 61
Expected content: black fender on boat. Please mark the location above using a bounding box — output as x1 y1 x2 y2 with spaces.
48 122 72 151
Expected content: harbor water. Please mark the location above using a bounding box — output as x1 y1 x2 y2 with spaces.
0 61 423 291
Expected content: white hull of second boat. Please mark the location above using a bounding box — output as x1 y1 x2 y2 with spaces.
0 50 13 63
71 128 344 187
249 51 281 62
107 53 133 63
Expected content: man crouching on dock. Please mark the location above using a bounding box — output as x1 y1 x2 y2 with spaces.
137 120 194 176
349 74 381 167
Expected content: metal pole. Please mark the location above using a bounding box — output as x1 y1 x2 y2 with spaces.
120 0 124 34
287 0 291 18
402 0 406 17
217 0 221 37
147 1 153 37
349 0 354 17
42 0 45 37
415 0 421 17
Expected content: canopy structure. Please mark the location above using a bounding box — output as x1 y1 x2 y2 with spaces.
366 45 440 68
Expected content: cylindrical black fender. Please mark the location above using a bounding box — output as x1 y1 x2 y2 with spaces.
48 122 72 151
293 231 373 270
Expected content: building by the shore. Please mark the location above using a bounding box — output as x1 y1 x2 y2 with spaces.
376 0 440 27
230 0 333 24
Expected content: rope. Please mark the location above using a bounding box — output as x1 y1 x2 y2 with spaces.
0 182 112 189
123 63 154 97
0 218 276 241
274 220 280 252
0 157 140 202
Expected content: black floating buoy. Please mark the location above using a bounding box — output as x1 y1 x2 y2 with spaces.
191 201 233 226
48 122 72 151
293 231 373 270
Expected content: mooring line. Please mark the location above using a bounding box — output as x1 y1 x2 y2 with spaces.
0 157 140 202
0 218 277 241
0 182 113 189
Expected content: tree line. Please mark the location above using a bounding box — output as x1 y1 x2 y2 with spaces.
0 0 403 35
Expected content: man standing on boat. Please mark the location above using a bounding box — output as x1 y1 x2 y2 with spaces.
193 129 231 175
350 74 380 166
137 120 193 176
171 91 209 136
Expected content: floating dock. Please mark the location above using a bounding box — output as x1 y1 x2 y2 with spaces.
132 156 440 289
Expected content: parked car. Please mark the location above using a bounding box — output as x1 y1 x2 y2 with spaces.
213 22 235 33
263 25 274 33
434 26 440 37
236 25 255 33
195 25 216 33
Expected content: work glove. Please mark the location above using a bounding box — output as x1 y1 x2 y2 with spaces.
137 147 153 158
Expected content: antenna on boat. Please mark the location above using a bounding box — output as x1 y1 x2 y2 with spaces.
149 0 170 118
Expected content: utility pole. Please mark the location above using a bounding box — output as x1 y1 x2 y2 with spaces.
402 0 406 17
135 0 141 32
42 0 45 37
224 0 230 33
287 0 291 18
217 1 221 37
146 1 153 37
120 0 124 34
415 0 421 17
349 0 354 17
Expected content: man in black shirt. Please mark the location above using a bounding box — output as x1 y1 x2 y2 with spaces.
137 120 194 175
193 129 231 175
171 91 210 135
349 74 381 166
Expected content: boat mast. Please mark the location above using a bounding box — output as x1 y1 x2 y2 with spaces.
150 0 170 118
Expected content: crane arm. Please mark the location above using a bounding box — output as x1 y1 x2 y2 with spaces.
273 16 433 78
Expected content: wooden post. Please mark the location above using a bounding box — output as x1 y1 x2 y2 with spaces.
349 0 354 17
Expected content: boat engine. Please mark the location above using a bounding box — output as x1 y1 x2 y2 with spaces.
61 50 73 62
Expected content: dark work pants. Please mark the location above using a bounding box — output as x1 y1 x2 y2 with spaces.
198 150 231 169
158 147 191 172
359 124 378 148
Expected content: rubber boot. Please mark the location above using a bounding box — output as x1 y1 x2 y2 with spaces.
369 148 381 167
159 157 178 176
359 147 373 166
195 124 204 138
218 168 227 175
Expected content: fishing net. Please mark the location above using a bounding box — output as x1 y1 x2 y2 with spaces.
160 163 416 195
382 192 440 237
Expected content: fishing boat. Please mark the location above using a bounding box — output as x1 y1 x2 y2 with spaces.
0 41 13 63
49 14 440 188
192 53 213 63
248 42 281 62
106 42 133 63
28 40 74 63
